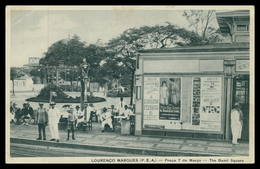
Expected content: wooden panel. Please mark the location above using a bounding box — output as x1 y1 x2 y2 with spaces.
235 35 249 42
143 60 199 73
200 60 223 71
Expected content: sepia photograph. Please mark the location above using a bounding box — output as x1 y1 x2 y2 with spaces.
6 6 254 163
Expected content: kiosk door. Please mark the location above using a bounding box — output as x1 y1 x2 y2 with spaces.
233 75 249 141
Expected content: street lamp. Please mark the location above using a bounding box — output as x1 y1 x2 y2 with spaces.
80 58 90 120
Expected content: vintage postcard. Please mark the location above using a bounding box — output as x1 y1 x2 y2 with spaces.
6 5 254 163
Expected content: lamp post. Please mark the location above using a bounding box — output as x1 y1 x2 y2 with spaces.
80 58 90 120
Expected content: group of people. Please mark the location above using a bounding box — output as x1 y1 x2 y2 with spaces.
10 102 34 125
10 97 244 145
100 97 134 132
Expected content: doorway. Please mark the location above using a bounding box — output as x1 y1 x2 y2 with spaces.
233 74 249 141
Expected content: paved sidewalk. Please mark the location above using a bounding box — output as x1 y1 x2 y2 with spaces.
9 122 249 157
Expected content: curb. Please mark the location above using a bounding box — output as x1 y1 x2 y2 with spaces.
10 137 222 156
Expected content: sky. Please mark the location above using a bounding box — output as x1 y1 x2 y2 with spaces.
8 7 222 67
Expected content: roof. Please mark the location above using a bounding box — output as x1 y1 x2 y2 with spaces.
15 74 32 80
138 42 249 53
216 10 250 17
216 10 250 34
23 63 40 67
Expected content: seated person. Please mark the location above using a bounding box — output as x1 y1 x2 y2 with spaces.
121 105 134 119
101 107 114 132
88 103 96 121
20 103 32 125
74 105 84 128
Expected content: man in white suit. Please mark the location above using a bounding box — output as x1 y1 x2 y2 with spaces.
117 97 126 115
48 102 60 142
231 103 243 144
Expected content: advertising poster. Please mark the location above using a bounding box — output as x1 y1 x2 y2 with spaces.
191 77 201 125
159 78 181 120
143 77 159 122
200 77 222 131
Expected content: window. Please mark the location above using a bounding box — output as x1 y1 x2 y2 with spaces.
237 25 249 31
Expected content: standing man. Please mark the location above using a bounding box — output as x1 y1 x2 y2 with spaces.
48 102 60 142
66 108 76 140
231 103 243 144
10 102 15 123
117 97 126 115
36 102 48 140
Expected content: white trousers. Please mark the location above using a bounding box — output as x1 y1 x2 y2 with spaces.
49 123 59 139
10 113 15 121
231 124 242 144
102 119 113 129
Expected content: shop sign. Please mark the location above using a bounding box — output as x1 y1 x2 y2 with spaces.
236 60 250 71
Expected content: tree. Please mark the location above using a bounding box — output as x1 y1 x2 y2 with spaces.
182 10 225 44
40 35 105 110
106 23 198 104
29 68 45 84
10 67 24 95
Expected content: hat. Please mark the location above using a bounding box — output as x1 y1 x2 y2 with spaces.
50 102 56 105
234 103 241 107
75 105 80 108
39 102 44 105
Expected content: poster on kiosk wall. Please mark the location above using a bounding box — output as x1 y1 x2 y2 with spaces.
143 77 160 122
159 78 181 121
143 77 181 129
200 77 222 131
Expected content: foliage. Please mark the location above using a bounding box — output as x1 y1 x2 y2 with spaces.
10 67 24 95
182 10 227 44
29 68 45 84
36 84 69 100
10 67 24 81
26 84 106 103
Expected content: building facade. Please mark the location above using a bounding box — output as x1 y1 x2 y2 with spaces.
134 10 250 141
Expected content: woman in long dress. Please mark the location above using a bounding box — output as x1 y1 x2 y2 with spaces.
160 81 169 105
170 79 179 106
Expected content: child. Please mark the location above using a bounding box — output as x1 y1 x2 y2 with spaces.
66 108 76 140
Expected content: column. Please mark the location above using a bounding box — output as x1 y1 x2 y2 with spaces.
135 74 142 136
224 59 236 140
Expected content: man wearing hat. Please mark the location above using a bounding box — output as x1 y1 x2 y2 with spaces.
231 103 244 144
36 102 48 140
101 107 113 132
74 105 84 129
48 102 60 142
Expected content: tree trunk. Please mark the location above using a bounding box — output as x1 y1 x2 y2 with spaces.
12 79 15 96
130 70 135 105
80 80 85 111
